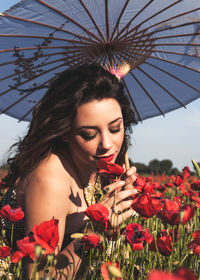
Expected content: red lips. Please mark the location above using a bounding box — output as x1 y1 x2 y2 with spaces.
96 153 115 162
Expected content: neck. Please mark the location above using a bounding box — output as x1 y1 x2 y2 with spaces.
58 147 97 187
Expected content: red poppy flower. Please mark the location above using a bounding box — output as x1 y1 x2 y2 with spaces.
0 204 24 222
81 233 102 251
147 268 197 280
149 230 173 256
97 159 124 179
32 218 59 254
85 203 111 231
179 204 195 225
133 176 146 192
101 261 121 280
133 176 155 194
191 180 200 191
147 270 176 280
188 231 200 256
174 268 197 280
157 199 180 225
131 193 162 218
11 235 37 262
174 175 183 186
124 223 153 251
183 166 190 173
184 189 200 202
0 245 11 258
11 250 26 263
11 218 59 263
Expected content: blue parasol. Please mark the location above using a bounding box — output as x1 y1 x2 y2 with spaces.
0 0 200 122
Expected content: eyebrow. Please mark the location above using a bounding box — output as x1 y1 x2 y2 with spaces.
76 117 123 130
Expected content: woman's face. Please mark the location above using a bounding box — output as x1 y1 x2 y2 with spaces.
66 98 124 171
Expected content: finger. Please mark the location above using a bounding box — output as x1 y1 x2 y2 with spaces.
115 188 137 204
111 208 135 227
103 180 125 195
101 188 137 210
114 199 134 213
120 166 137 185
126 166 137 176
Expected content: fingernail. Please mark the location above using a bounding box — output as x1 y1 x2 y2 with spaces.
132 189 138 194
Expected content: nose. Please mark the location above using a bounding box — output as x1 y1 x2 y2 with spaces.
98 131 112 151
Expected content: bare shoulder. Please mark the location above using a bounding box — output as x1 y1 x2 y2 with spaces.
25 153 71 192
18 153 73 212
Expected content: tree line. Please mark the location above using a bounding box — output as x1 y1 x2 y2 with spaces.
130 159 198 176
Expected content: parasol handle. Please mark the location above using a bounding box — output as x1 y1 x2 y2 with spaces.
125 150 130 171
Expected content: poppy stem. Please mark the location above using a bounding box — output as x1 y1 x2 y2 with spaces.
125 151 130 170
153 233 162 270
11 223 14 248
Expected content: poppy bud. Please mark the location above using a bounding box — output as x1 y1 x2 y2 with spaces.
107 265 122 278
70 233 85 239
192 159 200 178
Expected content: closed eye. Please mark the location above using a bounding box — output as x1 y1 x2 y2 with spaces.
80 133 97 142
110 126 121 134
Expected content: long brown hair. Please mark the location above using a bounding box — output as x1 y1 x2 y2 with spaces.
5 63 137 186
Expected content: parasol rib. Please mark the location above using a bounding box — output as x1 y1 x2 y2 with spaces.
79 0 106 42
149 55 200 74
0 34 95 46
156 43 200 47
0 47 94 69
117 0 183 41
123 26 200 45
144 61 200 94
1 14 98 45
35 0 102 43
0 62 68 97
134 7 200 39
0 56 90 115
0 44 96 54
154 49 200 59
110 0 130 41
105 0 110 42
121 77 142 122
116 0 154 39
0 55 83 82
137 66 186 108
133 21 200 41
18 105 37 122
0 53 89 97
119 6 200 41
129 71 165 117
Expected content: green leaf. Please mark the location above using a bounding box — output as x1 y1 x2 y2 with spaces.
192 159 200 178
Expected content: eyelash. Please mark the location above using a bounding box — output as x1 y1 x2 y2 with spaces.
81 126 121 142
81 134 97 142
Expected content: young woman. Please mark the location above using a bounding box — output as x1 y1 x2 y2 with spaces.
2 63 137 278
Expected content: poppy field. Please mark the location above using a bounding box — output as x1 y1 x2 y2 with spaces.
0 161 200 279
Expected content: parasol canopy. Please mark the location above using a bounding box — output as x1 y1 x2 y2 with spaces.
0 0 200 122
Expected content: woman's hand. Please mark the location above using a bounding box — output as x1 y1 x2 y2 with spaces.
121 165 137 189
100 167 137 227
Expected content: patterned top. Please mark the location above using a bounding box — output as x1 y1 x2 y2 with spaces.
0 188 24 246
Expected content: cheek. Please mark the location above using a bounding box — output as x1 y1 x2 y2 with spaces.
118 130 125 147
73 137 96 155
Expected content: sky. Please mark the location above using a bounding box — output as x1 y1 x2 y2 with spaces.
0 1 200 171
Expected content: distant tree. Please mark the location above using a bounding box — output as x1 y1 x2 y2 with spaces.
149 159 160 174
160 159 173 174
169 167 180 176
132 162 150 174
